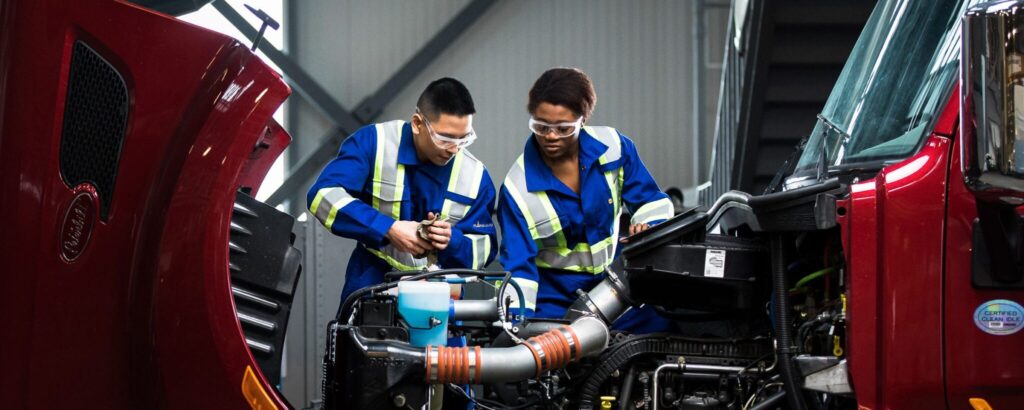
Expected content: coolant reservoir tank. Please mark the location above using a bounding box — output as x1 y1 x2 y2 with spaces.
397 281 450 347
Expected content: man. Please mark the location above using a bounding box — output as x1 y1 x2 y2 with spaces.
307 78 497 303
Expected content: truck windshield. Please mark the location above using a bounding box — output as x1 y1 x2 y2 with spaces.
787 0 983 185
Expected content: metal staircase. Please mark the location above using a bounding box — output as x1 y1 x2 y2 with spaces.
701 0 875 204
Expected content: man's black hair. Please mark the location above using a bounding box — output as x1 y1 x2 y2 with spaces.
416 77 476 120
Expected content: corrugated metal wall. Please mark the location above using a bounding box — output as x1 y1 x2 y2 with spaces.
288 0 726 194
280 2 727 407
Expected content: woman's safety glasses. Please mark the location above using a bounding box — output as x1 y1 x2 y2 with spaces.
529 117 583 139
416 108 477 150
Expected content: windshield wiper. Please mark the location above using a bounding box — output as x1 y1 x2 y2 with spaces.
814 114 853 182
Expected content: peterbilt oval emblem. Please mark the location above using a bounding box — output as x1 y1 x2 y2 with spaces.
60 189 97 262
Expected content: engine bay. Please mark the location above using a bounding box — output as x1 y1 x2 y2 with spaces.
323 180 855 410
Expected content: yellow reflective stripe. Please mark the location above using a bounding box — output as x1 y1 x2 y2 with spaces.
484 236 491 268
310 187 357 231
325 206 341 230
504 173 540 239
392 164 405 219
536 191 566 248
447 150 465 192
467 155 484 199
536 235 616 273
535 260 602 273
632 197 674 224
309 191 325 216
441 153 461 220
367 248 425 271
372 125 386 211
440 199 454 220
466 233 490 269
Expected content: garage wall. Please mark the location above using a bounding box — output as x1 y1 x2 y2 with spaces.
286 0 727 202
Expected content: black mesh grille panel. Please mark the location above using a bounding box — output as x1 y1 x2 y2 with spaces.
60 41 129 220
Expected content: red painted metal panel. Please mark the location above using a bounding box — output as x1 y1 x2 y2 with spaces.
0 0 291 408
845 134 952 409
943 117 1024 409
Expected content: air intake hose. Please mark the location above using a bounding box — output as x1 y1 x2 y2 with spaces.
425 269 634 384
425 316 609 383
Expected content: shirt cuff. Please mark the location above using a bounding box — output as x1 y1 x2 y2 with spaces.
366 213 396 246
439 226 468 259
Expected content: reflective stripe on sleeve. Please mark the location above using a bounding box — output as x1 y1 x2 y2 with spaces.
309 187 357 231
465 233 491 269
631 197 674 224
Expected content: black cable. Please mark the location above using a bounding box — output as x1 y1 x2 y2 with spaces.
336 269 500 322
444 384 538 410
770 236 805 410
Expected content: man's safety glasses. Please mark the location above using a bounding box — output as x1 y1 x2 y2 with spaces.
529 117 583 139
416 108 477 150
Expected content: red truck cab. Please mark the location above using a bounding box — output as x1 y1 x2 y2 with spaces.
782 0 1024 407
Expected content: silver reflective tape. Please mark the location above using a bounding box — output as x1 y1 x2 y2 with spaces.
374 121 406 212
631 197 674 224
506 159 562 242
585 126 622 164
313 187 356 224
450 151 485 199
381 244 428 269
444 200 472 223
536 248 594 270
466 233 490 269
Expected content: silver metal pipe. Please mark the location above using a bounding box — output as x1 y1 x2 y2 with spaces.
585 278 630 322
565 270 632 324
707 190 751 217
652 361 760 410
476 345 540 382
652 363 678 410
450 298 499 321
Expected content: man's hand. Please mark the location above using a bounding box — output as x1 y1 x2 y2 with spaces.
620 223 651 243
386 220 434 255
424 212 452 251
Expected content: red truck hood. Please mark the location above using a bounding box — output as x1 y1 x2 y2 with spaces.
0 0 292 408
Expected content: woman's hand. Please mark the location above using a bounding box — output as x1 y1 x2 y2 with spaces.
620 223 650 243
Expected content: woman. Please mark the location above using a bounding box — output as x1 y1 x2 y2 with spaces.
498 67 675 332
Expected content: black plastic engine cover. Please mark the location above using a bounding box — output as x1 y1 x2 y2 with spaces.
626 235 768 311
623 208 769 312
323 322 426 410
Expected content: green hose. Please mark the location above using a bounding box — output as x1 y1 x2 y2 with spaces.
791 267 836 291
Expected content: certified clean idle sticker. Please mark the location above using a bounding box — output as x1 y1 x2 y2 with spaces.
973 299 1024 336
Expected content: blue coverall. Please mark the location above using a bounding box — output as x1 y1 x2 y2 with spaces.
498 128 674 333
307 122 498 302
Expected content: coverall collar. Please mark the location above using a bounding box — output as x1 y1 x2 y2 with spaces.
523 128 610 195
397 122 421 166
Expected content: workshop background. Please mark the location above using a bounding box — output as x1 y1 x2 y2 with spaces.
178 1 871 406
